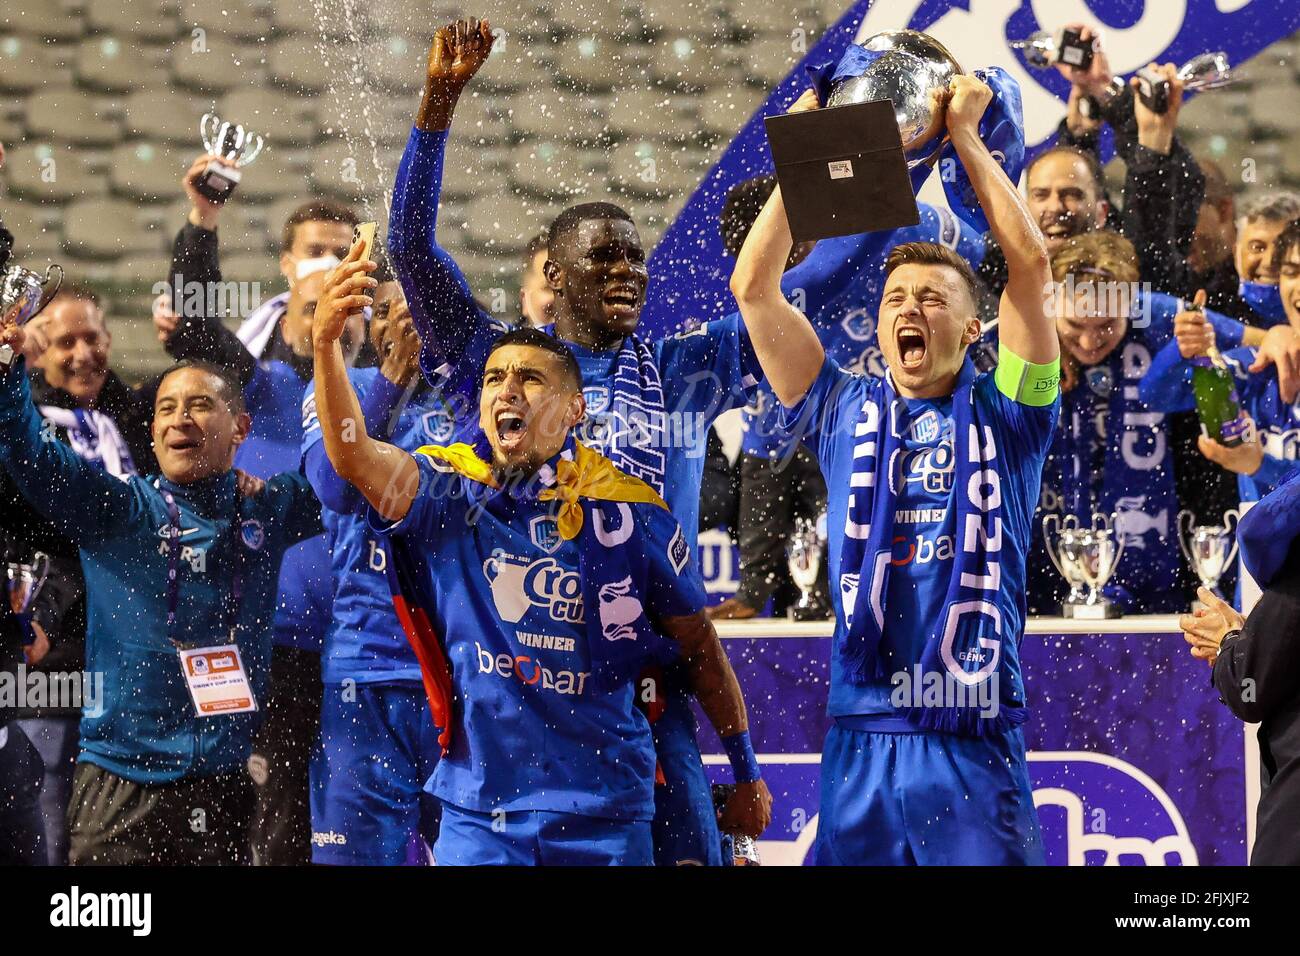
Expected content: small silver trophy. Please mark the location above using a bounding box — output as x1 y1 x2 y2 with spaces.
826 29 962 169
196 111 266 204
1042 513 1087 616
7 552 49 644
1010 29 1094 70
1177 509 1239 607
1046 513 1125 619
0 260 63 369
787 514 825 621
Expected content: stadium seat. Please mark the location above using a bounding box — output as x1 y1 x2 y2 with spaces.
607 87 694 141
648 34 728 92
76 36 160 94
694 84 766 137
122 87 211 144
111 252 171 289
0 33 68 93
509 139 604 199
23 89 121 146
268 36 332 93
219 252 283 286
218 89 318 147
63 198 159 259
109 141 189 201
506 89 608 145
438 139 510 200
460 193 548 254
364 35 427 92
171 32 255 93
477 46 555 95
607 140 707 199
724 0 813 36
178 0 270 42
85 0 178 43
451 94 513 146
736 30 802 86
552 36 643 91
269 3 364 38
1 1 84 41
1248 83 1300 134
0 199 62 261
223 148 308 201
3 143 104 203
307 139 382 200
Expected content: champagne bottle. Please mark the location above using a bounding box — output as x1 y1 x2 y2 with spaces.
1190 311 1247 447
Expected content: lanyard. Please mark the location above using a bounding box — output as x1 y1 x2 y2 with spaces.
161 488 245 649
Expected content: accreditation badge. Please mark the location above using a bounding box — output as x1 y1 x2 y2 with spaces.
177 644 258 716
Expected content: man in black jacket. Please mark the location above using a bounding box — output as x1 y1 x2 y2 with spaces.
1181 576 1300 865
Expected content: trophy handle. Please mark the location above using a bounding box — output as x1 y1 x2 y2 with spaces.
238 132 265 166
1041 514 1068 579
200 112 219 155
1176 509 1196 564
36 263 63 316
1223 508 1240 572
1108 511 1127 576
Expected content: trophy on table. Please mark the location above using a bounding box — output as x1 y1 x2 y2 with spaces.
1177 509 1239 607
195 111 266 204
787 514 826 621
0 258 63 369
1044 512 1125 619
7 551 49 648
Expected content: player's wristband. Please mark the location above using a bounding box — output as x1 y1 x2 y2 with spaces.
722 731 761 783
995 344 1060 407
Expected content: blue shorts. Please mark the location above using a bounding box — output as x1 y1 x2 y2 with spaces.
814 720 1044 866
435 803 653 866
651 686 723 866
310 682 441 865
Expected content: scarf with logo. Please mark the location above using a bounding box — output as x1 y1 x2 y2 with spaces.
234 291 289 360
384 439 674 754
839 359 1023 736
554 326 670 497
35 406 136 479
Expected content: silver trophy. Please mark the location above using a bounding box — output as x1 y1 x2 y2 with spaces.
1009 29 1091 70
7 552 49 631
1042 513 1087 615
1045 513 1125 619
826 30 962 169
196 111 266 204
786 514 825 621
1177 509 1239 606
0 260 63 369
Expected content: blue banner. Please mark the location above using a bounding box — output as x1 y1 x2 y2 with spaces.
644 0 1300 340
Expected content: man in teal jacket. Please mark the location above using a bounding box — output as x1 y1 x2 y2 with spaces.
0 335 322 865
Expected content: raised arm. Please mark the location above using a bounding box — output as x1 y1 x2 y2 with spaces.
947 76 1056 365
312 242 419 522
730 90 826 406
390 18 503 403
0 348 138 544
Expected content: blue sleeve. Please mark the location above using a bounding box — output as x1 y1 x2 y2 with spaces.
265 470 324 546
0 363 139 542
656 313 763 424
1239 474 1300 587
388 126 507 405
777 355 868 468
367 452 454 543
1205 306 1246 352
300 370 408 515
1139 339 1198 413
640 504 708 619
1253 456 1300 497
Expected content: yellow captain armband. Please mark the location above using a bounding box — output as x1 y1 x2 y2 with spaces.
994 345 1060 407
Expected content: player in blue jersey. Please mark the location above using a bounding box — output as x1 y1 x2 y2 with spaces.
309 245 771 864
733 81 1059 865
1141 220 1300 506
301 257 456 864
713 175 987 620
386 18 780 865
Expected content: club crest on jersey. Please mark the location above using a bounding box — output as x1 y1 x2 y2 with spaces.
240 519 265 551
910 409 941 444
421 409 456 444
529 514 562 555
1085 366 1113 397
583 386 610 415
840 307 877 343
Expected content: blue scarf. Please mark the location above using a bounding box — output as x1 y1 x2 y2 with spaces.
565 329 669 498
1239 469 1300 587
839 359 1024 736
1239 280 1287 324
806 51 1025 233
1039 323 1183 611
